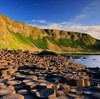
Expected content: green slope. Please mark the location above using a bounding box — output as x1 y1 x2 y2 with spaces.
0 14 100 52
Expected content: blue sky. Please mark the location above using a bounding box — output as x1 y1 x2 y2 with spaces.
0 0 100 39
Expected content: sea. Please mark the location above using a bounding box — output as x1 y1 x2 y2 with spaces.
68 55 100 68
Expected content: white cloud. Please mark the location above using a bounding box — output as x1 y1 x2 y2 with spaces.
38 20 46 23
27 19 48 24
26 20 36 23
31 20 35 22
60 22 68 25
38 23 100 40
27 1 100 40
73 0 100 24
28 20 100 39
75 14 87 19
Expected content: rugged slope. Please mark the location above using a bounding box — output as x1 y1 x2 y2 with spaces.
0 14 47 51
0 14 100 52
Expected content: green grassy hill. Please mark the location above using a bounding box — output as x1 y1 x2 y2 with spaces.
0 14 100 53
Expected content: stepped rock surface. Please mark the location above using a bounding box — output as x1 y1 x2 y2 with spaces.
0 50 99 99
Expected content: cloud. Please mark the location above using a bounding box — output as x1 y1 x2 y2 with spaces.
37 23 100 40
27 19 48 24
26 20 36 23
28 20 100 39
38 20 46 23
75 14 87 19
31 20 35 22
73 0 100 24
27 1 100 40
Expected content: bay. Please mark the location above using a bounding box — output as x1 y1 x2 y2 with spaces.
68 55 100 68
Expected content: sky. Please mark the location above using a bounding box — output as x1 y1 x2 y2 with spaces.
0 0 100 39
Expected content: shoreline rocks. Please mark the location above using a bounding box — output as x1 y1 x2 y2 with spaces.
0 50 99 99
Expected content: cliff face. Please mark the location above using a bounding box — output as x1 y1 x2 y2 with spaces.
0 14 99 52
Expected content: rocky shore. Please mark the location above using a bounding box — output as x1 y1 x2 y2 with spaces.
0 50 99 99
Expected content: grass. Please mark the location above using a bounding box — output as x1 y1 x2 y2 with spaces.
0 31 99 53
12 32 48 49
59 51 100 55
0 35 23 50
57 35 98 50
11 32 33 46
44 36 59 45
58 38 73 47
28 36 48 49
43 49 100 55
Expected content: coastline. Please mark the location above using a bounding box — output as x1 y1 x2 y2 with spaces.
58 51 100 55
0 49 99 99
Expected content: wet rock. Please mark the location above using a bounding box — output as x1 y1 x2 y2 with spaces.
0 50 99 99
0 86 15 96
25 81 38 88
76 79 85 87
36 88 54 98
26 75 37 81
49 94 68 99
24 95 33 99
66 93 81 98
61 84 70 93
0 83 6 89
14 84 25 90
37 51 58 56
84 79 91 87
17 89 28 95
92 92 100 99
1 69 17 77
7 80 21 86
30 89 37 94
76 79 90 87
0 89 12 96
0 93 24 99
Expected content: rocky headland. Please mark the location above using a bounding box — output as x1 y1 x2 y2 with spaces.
0 50 99 99
0 14 100 52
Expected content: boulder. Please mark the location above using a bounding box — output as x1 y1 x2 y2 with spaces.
0 86 15 96
49 95 68 99
0 93 24 99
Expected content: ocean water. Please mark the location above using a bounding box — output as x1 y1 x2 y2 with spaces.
68 55 100 68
